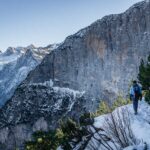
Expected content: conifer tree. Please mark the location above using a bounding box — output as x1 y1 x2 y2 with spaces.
138 55 150 103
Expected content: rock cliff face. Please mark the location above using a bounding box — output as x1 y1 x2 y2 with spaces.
25 1 150 102
0 1 150 149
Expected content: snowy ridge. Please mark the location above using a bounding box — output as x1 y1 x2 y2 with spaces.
30 79 54 87
53 86 85 97
30 80 85 112
93 100 150 150
53 86 85 112
75 28 88 38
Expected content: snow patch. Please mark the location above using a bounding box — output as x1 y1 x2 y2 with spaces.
75 28 87 37
0 54 20 65
53 87 84 97
29 81 85 112
53 87 85 112
124 143 148 150
31 79 54 87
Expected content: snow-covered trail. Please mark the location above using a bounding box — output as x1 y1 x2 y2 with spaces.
129 100 150 144
94 100 150 150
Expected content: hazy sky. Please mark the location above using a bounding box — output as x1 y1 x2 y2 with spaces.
0 0 141 51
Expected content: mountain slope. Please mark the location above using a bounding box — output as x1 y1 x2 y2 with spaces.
0 44 58 106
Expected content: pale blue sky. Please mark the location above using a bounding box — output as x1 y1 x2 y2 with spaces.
0 0 141 51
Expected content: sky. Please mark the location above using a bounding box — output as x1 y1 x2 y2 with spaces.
0 0 141 51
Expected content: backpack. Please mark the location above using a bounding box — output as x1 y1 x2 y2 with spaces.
133 84 141 98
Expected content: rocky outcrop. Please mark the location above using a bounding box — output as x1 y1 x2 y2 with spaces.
0 118 48 150
0 85 86 149
0 1 150 149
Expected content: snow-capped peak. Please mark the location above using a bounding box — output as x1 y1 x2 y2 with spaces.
0 43 57 106
3 47 17 56
26 44 36 49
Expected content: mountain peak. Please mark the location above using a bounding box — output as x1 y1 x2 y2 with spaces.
27 44 36 49
4 47 17 56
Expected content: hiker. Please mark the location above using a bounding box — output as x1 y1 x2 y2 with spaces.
130 80 142 115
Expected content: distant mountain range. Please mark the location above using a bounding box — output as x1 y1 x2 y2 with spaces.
0 44 59 106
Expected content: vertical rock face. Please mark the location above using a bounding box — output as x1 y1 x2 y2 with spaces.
26 1 150 103
0 1 150 149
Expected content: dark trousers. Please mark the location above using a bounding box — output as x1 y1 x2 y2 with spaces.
133 98 138 113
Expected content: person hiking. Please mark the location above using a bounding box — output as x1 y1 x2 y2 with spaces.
130 80 142 115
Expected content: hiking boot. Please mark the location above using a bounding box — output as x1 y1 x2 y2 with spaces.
134 112 138 115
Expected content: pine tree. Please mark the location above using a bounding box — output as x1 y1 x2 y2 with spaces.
138 55 150 103
25 130 63 150
95 101 111 116
112 96 129 110
138 57 150 90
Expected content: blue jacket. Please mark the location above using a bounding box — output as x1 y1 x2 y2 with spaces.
130 84 142 99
